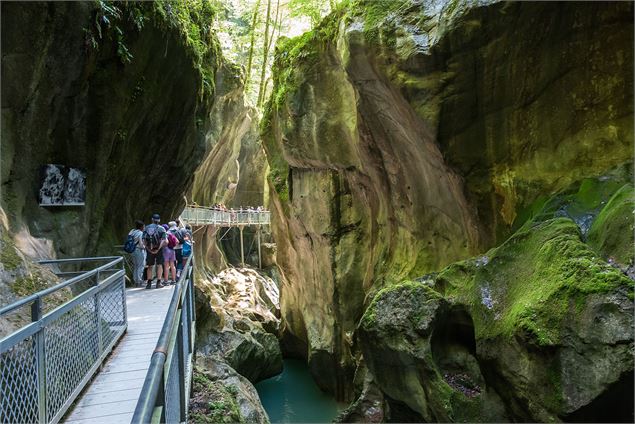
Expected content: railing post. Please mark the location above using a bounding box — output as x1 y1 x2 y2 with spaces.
178 310 187 422
32 297 47 424
257 226 262 269
95 291 103 355
239 225 245 266
189 266 196 347
121 270 128 329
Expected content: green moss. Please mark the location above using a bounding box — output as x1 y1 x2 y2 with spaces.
0 231 22 271
587 184 635 266
190 369 244 424
11 274 49 297
442 217 633 345
266 8 345 112
89 1 221 99
544 362 563 411
528 172 628 232
352 0 415 39
361 280 441 329
267 163 289 203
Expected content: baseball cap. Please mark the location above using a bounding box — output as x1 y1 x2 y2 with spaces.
151 213 160 222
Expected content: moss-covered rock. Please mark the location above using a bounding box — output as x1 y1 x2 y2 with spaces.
190 363 269 424
587 184 635 268
359 281 509 422
260 0 633 402
359 197 634 422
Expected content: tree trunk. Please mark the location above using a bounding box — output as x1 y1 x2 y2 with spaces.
266 0 281 57
245 0 261 88
257 0 273 106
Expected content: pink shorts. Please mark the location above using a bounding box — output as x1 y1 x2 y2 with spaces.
163 247 176 262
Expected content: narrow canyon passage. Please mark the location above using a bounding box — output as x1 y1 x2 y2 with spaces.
1 1 633 423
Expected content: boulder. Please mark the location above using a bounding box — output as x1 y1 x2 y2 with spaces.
191 359 269 424
195 268 282 383
359 203 634 422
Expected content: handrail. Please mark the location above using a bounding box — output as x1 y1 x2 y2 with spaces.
0 257 128 424
0 256 122 317
132 254 196 423
180 206 270 227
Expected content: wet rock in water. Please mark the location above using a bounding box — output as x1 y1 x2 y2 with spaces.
196 268 282 383
191 359 269 424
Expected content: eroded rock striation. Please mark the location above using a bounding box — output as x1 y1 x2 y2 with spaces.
261 0 633 418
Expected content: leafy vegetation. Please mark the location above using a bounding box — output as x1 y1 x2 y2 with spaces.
84 1 221 97
152 0 221 97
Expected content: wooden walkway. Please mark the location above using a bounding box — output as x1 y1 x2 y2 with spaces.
64 285 175 424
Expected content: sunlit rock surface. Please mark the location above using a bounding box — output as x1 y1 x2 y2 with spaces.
261 0 633 415
195 268 282 383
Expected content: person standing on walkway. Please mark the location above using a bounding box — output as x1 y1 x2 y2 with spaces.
170 220 185 280
181 225 193 270
128 220 146 286
163 223 178 285
143 213 167 289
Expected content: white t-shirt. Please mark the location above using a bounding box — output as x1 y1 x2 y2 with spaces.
128 229 144 250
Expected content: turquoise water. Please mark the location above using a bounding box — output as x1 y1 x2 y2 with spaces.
255 359 344 423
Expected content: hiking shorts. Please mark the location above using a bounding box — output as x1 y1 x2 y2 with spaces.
146 248 164 266
163 247 176 263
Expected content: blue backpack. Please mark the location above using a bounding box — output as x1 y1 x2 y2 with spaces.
182 241 192 257
123 233 137 253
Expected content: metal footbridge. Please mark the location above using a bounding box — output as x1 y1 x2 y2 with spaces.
0 256 196 424
179 205 270 227
180 205 270 267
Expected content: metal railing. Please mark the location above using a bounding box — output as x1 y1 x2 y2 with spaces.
0 257 127 424
180 206 270 226
132 255 196 424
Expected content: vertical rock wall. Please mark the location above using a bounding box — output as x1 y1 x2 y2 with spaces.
0 1 238 259
261 0 633 401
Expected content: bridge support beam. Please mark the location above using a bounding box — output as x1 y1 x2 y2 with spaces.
239 225 245 267
257 226 262 269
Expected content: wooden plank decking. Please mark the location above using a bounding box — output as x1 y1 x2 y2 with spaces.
64 285 175 424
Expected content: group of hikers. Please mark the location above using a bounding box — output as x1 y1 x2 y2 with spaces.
125 213 193 289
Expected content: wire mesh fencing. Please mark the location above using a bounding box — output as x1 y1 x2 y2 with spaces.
0 257 127 424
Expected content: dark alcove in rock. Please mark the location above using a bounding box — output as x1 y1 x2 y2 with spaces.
431 306 483 397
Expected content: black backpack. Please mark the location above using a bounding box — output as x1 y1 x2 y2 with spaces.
171 228 184 244
144 224 161 249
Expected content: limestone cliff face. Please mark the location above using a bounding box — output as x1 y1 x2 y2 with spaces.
0 1 244 259
189 82 267 273
261 0 633 401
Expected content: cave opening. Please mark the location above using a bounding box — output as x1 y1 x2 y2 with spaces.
430 306 483 396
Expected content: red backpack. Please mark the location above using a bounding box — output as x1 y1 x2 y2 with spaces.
167 232 179 249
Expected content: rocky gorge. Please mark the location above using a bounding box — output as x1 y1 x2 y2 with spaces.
262 0 634 421
1 0 633 423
